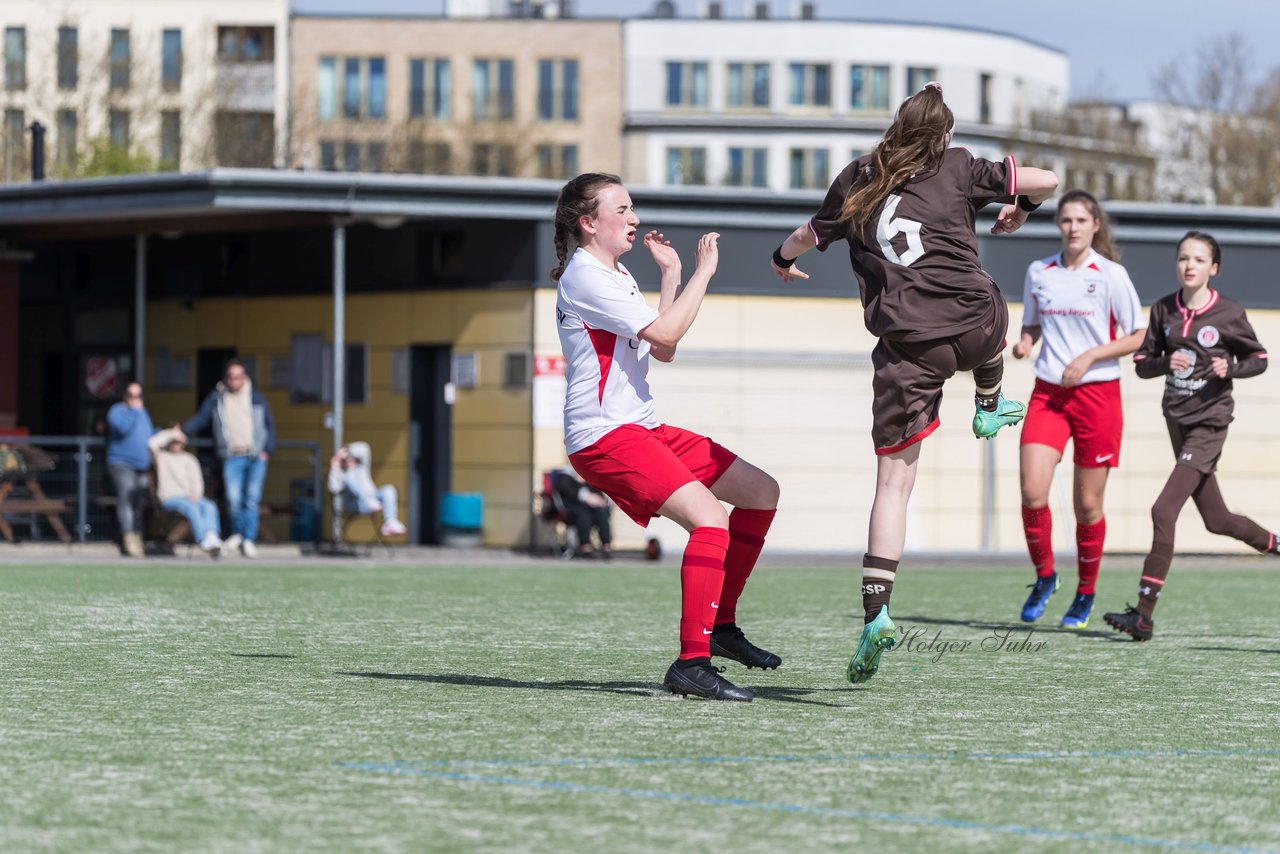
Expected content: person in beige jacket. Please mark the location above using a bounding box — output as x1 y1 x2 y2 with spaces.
148 427 224 556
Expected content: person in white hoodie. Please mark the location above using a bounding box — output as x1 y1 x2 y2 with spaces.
328 442 407 537
148 427 224 556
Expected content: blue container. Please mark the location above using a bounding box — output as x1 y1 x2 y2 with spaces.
440 492 483 531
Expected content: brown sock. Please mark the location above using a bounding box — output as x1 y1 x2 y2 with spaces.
862 554 898 624
1136 542 1174 619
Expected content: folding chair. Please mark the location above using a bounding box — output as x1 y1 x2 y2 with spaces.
334 494 395 557
537 471 578 559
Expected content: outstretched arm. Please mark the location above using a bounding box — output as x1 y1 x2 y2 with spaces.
770 221 818 283
992 166 1059 235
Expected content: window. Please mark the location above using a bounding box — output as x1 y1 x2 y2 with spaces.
162 29 182 91
726 147 767 187
665 61 709 108
56 109 77 170
153 348 192 390
368 58 386 119
342 141 360 171
503 352 530 389
472 143 515 176
108 110 130 150
979 73 993 124
109 29 130 91
319 141 336 171
409 58 451 120
788 63 830 107
537 59 578 121
57 27 77 90
408 140 451 173
535 143 578 179
789 147 829 189
366 141 386 172
4 109 26 177
906 66 936 94
665 146 706 185
3 28 24 91
850 65 889 112
343 59 361 119
217 26 273 62
289 335 365 404
473 59 515 120
317 58 337 121
727 62 769 109
160 111 180 169
290 334 325 404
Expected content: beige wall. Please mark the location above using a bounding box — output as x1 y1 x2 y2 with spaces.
290 16 624 176
534 289 1280 557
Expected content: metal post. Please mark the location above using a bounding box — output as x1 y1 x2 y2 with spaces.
981 435 996 551
331 224 346 546
29 121 45 181
76 438 89 543
135 235 146 383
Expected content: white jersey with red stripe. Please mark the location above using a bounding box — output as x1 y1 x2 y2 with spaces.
557 248 662 454
1021 248 1147 385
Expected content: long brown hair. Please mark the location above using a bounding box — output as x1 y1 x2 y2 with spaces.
550 172 623 281
1057 189 1119 262
840 86 954 227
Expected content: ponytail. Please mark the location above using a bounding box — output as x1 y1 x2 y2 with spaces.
551 172 623 281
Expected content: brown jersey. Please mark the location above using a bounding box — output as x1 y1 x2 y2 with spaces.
1133 289 1269 426
809 148 1016 342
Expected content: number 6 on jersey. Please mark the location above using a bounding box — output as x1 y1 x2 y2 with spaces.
876 194 924 267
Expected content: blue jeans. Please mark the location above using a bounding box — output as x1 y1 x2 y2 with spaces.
162 497 221 542
222 454 267 541
342 485 400 522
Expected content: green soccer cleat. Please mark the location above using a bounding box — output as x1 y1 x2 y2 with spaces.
973 395 1028 439
848 605 897 684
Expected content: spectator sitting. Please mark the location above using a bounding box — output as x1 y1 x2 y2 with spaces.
328 442 407 537
148 427 224 556
551 467 613 559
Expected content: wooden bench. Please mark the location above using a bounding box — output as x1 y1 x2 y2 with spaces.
0 480 73 544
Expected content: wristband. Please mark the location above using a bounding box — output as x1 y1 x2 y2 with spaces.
772 245 796 269
1017 195 1041 212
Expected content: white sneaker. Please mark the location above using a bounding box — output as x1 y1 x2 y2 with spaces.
200 532 223 555
380 518 407 537
240 539 258 559
224 533 243 553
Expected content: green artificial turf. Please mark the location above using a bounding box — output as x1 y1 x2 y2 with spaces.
2 559 1278 852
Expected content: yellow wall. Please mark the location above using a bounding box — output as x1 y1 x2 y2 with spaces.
534 289 1280 558
145 289 534 546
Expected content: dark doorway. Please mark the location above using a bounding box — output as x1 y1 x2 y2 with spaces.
195 348 236 412
409 345 452 545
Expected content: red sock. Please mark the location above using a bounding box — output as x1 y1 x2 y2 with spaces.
1076 517 1105 595
715 508 776 627
1022 504 1055 578
678 527 729 660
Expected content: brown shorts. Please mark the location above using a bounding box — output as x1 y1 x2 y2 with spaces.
1167 421 1228 475
871 298 1008 454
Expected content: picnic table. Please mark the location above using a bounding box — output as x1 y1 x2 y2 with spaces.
0 444 73 544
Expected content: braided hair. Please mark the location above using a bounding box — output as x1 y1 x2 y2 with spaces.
550 172 623 281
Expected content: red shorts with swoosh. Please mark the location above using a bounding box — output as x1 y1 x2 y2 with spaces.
1020 377 1123 468
568 423 738 527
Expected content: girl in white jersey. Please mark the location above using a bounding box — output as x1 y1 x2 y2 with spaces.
1012 190 1146 629
552 173 781 703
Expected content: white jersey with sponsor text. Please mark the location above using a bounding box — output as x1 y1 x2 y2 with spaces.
1021 249 1147 385
557 248 662 454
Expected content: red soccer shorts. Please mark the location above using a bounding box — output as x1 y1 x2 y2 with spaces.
568 423 738 526
1020 377 1124 468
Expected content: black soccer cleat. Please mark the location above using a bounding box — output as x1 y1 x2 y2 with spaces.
663 657 753 701
1103 605 1155 641
710 623 782 670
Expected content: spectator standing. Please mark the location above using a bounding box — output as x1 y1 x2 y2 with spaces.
106 382 153 558
183 360 275 558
